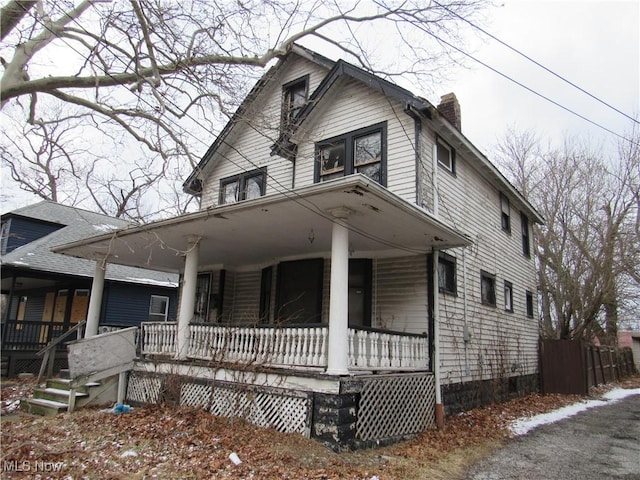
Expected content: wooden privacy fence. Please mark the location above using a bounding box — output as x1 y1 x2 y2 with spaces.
539 339 637 395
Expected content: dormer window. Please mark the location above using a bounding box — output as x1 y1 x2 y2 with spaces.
219 169 266 205
281 76 309 133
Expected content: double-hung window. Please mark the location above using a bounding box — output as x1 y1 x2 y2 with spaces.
521 213 531 257
219 169 266 205
149 295 169 321
504 281 513 312
281 76 308 133
480 271 496 307
437 138 455 174
526 291 534 318
500 193 511 233
438 252 457 295
316 122 387 186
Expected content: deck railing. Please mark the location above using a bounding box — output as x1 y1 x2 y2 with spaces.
140 322 429 371
1 320 79 351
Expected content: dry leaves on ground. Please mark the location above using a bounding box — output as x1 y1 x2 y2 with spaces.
1 376 638 479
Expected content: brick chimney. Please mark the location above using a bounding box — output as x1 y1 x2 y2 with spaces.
437 92 461 131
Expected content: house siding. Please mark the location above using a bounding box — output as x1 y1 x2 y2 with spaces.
2 217 64 254
103 283 178 326
200 56 329 207
422 127 538 386
294 77 417 203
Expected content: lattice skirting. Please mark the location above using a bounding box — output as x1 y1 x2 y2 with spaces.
127 372 311 437
356 373 435 441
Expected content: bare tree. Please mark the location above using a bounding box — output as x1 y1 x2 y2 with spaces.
495 128 640 344
1 0 486 220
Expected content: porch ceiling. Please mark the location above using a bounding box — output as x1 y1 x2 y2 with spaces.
52 176 470 273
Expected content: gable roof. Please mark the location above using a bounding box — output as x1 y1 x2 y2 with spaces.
1 201 178 287
183 44 543 224
183 44 335 196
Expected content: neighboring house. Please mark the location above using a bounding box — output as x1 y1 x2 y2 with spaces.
1 201 178 377
618 331 640 372
53 45 543 450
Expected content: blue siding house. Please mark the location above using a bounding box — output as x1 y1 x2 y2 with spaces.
1 201 178 377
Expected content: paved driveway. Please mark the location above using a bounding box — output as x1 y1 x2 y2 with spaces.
464 393 640 480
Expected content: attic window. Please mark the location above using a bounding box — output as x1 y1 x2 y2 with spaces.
281 76 308 133
315 122 387 186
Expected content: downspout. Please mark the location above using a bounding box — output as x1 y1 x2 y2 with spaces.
432 140 439 217
433 247 444 428
462 248 471 376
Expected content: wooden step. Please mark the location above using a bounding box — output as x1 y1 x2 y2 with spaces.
34 387 88 403
20 398 68 416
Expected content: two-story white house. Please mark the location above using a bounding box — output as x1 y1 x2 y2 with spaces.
55 44 543 450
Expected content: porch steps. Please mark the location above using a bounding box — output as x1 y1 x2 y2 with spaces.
20 370 114 416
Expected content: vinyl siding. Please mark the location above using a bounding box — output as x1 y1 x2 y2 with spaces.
103 283 178 326
2 217 64 254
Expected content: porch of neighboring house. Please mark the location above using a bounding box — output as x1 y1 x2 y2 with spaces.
52 177 470 450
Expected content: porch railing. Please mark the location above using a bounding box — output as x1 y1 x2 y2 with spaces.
1 320 79 351
141 322 429 371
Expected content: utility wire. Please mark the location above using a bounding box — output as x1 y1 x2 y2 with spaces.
433 0 639 126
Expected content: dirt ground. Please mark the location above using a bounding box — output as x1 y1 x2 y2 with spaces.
1 376 639 479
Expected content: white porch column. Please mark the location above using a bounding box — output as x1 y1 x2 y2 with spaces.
326 208 351 375
85 260 106 338
176 237 200 359
433 247 444 428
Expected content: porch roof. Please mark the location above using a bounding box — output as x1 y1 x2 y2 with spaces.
52 176 470 273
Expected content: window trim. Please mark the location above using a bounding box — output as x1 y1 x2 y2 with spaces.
480 270 496 307
504 280 513 312
436 137 456 174
281 75 309 134
500 193 511 233
219 168 267 205
314 122 387 186
149 295 170 322
526 290 534 318
438 252 457 296
521 213 531 257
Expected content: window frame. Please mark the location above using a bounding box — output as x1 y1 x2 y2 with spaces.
500 193 511 233
504 280 513 312
436 137 456 174
521 213 531 257
281 75 309 134
219 168 267 205
149 295 170 322
438 252 457 296
314 122 387 186
480 270 496 307
526 290 534 318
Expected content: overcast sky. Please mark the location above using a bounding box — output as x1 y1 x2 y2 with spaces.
442 0 639 155
1 0 638 214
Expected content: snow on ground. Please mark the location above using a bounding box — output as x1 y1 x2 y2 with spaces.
510 388 640 436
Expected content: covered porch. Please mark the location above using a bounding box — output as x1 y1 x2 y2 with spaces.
54 176 469 376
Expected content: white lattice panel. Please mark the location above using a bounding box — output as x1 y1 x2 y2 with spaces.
180 383 212 408
126 373 162 404
356 374 435 441
206 386 310 436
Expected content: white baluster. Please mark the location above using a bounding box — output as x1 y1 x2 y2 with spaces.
391 335 400 367
357 330 368 367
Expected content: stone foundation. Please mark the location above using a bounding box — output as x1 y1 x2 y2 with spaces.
441 373 539 416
